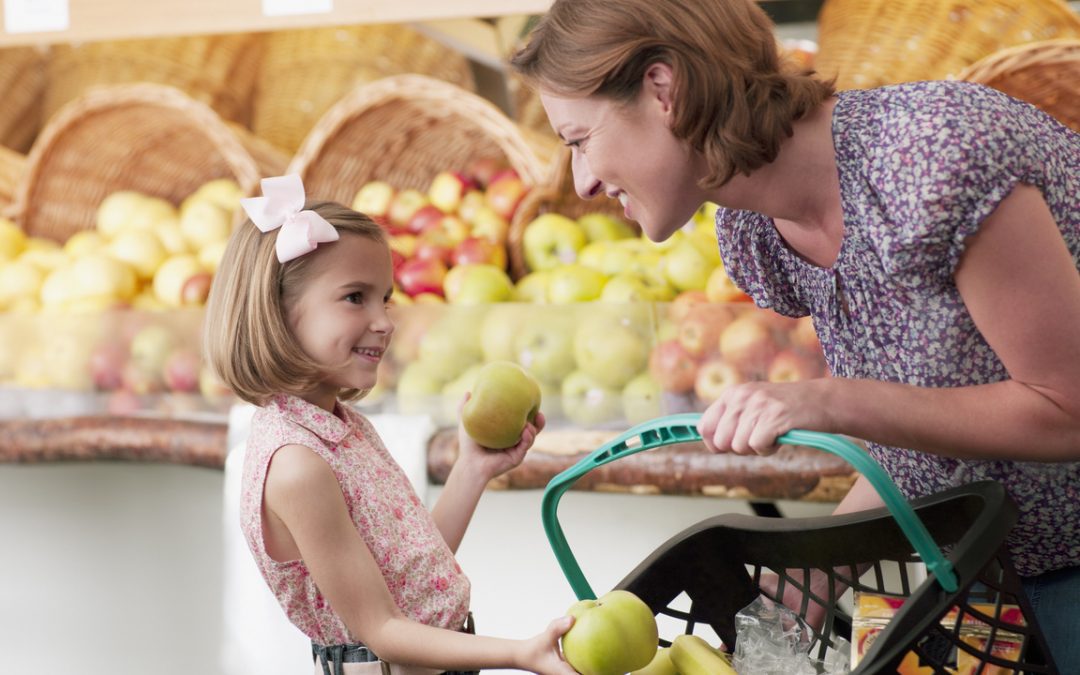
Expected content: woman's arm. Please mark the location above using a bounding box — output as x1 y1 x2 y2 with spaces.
699 184 1080 461
264 444 573 673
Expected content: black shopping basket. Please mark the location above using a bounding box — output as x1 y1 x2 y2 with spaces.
541 414 1058 674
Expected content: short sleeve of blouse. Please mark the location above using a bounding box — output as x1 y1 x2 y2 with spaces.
715 207 809 317
866 82 1049 289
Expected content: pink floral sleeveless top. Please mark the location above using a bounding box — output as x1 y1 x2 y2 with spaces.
240 394 471 645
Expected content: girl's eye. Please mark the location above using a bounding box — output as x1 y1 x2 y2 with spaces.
345 292 364 304
564 139 582 149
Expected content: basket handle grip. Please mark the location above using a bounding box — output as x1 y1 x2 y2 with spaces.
540 413 958 600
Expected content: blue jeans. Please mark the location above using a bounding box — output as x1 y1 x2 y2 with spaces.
1022 565 1080 673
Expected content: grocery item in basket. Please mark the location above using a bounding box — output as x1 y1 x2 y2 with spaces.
561 589 659 675
670 634 736 675
461 361 541 450
852 591 1025 674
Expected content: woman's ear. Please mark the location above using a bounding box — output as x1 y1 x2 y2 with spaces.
643 62 676 115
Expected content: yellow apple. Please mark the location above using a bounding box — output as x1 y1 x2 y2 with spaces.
546 264 607 304
522 213 587 272
560 370 623 427
442 263 514 304
661 240 712 292
0 260 44 310
70 254 138 302
63 230 106 258
562 590 658 675
107 229 168 281
573 315 649 389
198 240 229 273
513 270 551 303
0 218 27 261
180 200 232 250
461 361 542 449
155 218 190 256
153 255 205 307
183 178 242 213
622 372 664 425
577 212 636 242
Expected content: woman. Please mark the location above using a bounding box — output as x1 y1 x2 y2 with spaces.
511 0 1080 669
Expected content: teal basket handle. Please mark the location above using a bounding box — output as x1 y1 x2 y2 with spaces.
540 413 958 600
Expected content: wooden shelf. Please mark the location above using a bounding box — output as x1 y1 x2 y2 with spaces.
0 0 551 47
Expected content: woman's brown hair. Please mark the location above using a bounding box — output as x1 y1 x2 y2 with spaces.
510 0 835 188
203 200 387 406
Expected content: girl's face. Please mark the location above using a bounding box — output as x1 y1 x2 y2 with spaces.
540 66 709 242
285 234 395 407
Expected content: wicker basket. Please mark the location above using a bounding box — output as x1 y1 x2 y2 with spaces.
956 39 1080 133
0 145 27 218
288 74 558 210
45 33 262 128
815 0 1080 90
507 146 637 280
252 24 477 154
0 46 47 153
13 83 288 243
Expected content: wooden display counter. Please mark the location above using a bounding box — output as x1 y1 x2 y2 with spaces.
0 415 858 502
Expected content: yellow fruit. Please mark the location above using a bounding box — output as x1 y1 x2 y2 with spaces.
63 231 107 257
96 191 177 238
70 254 138 302
670 634 736 675
0 260 45 310
108 229 167 281
183 178 242 213
155 218 190 255
630 647 678 675
180 200 232 250
461 361 541 449
0 218 28 260
198 239 229 273
153 255 203 307
18 246 69 274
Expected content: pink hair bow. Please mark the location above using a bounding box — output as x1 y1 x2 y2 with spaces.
240 174 339 263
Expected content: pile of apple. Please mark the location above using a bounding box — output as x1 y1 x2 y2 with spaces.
350 159 527 304
0 179 240 315
512 202 752 305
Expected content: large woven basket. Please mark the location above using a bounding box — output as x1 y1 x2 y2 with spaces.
956 39 1080 133
507 146 636 280
0 46 47 153
13 83 288 243
252 24 476 154
0 145 27 217
45 33 262 128
288 74 558 209
815 0 1080 90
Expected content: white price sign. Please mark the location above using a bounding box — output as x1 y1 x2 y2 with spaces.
262 0 332 17
3 0 68 33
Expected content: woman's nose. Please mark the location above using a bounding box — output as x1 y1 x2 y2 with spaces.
571 152 602 201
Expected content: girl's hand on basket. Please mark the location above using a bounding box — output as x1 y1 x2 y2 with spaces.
697 380 832 456
517 615 578 674
456 393 546 482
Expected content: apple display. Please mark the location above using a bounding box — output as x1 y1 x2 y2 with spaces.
677 304 736 358
514 315 577 384
546 264 607 304
351 181 397 218
766 348 822 383
427 170 474 214
622 372 664 425
417 313 483 382
443 263 514 304
179 200 232 251
421 214 470 246
388 234 419 259
599 274 659 303
648 339 698 394
718 313 778 374
480 305 527 363
413 230 455 266
395 257 448 297
153 254 204 307
106 229 167 281
456 189 487 224
451 236 507 270
522 213 587 272
667 289 709 323
468 205 510 245
461 361 542 449
573 317 649 389
387 189 430 228
560 370 623 427
694 357 746 402
406 204 445 235
577 212 636 242
513 271 551 303
561 590 659 675
661 240 712 292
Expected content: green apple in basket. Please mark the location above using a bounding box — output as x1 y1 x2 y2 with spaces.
461 361 541 449
561 590 658 675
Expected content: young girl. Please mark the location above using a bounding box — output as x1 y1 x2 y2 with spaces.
204 175 575 675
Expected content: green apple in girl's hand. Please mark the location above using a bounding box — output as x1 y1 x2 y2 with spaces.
561 590 659 675
461 361 541 449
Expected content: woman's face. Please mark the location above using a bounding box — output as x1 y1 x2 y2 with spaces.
540 67 709 242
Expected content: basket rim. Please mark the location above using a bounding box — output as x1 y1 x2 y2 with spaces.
286 74 551 188
12 82 264 226
954 37 1080 81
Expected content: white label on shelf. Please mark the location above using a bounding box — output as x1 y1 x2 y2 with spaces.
262 0 332 17
3 0 68 33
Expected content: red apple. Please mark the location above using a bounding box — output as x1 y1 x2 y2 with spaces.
452 236 507 269
352 181 397 218
766 348 822 383
389 249 406 274
466 157 505 188
406 203 445 235
677 304 736 358
421 214 470 246
718 313 778 376
469 205 510 245
428 171 475 214
163 348 202 393
485 171 528 220
668 290 709 323
648 339 699 393
395 257 448 297
388 189 430 228
89 342 128 391
694 357 746 401
180 272 213 306
413 230 455 266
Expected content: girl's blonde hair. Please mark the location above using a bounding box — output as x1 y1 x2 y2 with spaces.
204 200 387 406
510 0 835 188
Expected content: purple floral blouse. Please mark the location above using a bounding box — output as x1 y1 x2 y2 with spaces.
716 81 1080 576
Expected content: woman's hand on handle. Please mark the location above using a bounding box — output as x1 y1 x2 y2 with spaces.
697 379 833 455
